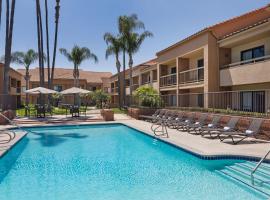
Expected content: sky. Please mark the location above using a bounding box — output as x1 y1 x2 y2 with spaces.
0 0 269 73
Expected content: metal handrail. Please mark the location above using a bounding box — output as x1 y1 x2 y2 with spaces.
251 149 270 185
222 55 270 69
179 66 204 74
0 112 27 134
160 73 177 78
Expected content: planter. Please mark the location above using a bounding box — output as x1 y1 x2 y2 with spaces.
101 109 114 121
0 110 15 125
128 107 157 120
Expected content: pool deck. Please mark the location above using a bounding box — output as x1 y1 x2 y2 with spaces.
0 113 269 161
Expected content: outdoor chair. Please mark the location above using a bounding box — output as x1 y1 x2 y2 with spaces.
186 113 209 134
199 115 222 136
167 111 185 128
139 109 161 121
218 118 269 144
202 117 240 139
35 105 46 118
80 104 88 117
176 112 196 131
70 105 80 117
45 104 53 117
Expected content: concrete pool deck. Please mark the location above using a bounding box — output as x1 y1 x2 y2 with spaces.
0 114 269 161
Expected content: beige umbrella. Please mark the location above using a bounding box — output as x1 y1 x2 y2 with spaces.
25 87 58 94
60 87 91 95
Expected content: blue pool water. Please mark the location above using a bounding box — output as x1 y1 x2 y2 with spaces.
0 124 267 200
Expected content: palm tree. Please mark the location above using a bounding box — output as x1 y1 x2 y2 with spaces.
44 0 51 88
51 0 60 89
9 50 39 115
3 0 16 110
59 45 98 87
118 14 149 103
104 33 122 108
35 0 45 87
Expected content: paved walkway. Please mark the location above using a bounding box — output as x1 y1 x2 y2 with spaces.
0 113 269 160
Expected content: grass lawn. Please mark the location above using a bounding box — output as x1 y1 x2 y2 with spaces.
111 108 128 114
16 107 70 117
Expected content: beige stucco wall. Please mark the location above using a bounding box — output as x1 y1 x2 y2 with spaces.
220 60 270 87
157 33 209 64
231 36 270 63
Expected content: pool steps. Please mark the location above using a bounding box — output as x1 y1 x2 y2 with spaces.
216 161 270 197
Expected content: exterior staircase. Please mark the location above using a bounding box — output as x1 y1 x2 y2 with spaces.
216 161 270 197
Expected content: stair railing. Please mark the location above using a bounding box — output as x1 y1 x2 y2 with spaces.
251 149 270 185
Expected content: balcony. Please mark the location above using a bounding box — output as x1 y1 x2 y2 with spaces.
220 55 270 87
160 73 177 87
179 67 204 85
111 87 118 93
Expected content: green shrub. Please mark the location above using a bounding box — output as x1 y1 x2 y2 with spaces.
133 86 161 108
90 90 111 109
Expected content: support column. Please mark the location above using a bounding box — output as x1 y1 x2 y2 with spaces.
176 57 179 107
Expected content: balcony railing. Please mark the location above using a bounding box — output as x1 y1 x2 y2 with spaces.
179 67 204 85
111 87 118 93
128 90 270 115
160 73 177 87
222 55 270 69
132 84 139 91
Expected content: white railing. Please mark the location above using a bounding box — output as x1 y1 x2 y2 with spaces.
111 87 118 93
222 55 270 69
160 73 177 87
179 67 204 84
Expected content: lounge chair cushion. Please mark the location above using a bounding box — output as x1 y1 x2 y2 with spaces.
185 120 189 123
195 122 200 125
245 130 254 135
175 118 179 120
224 126 231 131
208 124 213 128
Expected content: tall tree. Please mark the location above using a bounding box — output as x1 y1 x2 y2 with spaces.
59 45 98 87
126 31 153 97
44 0 50 87
118 14 145 105
3 0 16 110
8 50 39 114
104 33 122 108
50 0 60 89
35 0 45 88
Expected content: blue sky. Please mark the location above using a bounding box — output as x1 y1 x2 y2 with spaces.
0 0 269 73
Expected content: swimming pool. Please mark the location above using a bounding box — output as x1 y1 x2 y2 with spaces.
0 124 267 200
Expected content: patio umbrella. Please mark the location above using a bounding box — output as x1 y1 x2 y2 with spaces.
60 87 91 95
25 87 58 94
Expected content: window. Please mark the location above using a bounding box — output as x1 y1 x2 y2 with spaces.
197 59 204 68
240 91 265 113
54 85 62 92
241 46 265 62
197 59 204 81
170 67 176 74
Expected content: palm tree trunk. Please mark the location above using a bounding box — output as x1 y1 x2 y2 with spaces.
122 49 126 107
25 70 30 116
35 0 42 86
50 0 60 88
45 0 51 88
128 53 133 103
3 0 16 110
116 59 122 109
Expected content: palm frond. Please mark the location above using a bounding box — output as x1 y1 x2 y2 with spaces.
59 48 73 62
